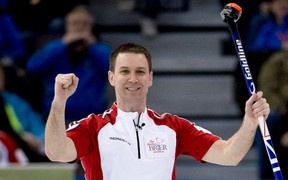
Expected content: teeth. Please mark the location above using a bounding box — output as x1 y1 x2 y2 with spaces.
127 87 138 91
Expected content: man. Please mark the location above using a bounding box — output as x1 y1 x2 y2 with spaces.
26 5 112 122
45 43 270 180
0 65 48 162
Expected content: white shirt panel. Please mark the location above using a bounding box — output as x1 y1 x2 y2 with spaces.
98 108 176 180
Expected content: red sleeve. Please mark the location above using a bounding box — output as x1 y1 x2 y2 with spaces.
66 119 97 160
66 115 102 161
175 118 221 162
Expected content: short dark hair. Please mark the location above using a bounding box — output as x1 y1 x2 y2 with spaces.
109 43 152 72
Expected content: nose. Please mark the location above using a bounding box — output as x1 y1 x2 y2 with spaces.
128 73 138 83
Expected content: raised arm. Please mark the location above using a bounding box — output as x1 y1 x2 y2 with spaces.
202 91 270 165
45 73 79 162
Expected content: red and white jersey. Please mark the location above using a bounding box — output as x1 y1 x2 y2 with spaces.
67 103 220 180
0 131 29 166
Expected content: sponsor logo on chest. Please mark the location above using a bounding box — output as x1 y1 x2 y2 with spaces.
146 137 168 153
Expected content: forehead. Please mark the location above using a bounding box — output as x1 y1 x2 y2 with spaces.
115 53 149 69
67 12 92 22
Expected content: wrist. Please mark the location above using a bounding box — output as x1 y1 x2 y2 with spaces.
52 98 66 112
243 115 259 130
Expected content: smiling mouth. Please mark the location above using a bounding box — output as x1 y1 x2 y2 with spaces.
126 87 140 91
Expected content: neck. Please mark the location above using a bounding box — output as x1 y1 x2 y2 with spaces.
116 100 146 113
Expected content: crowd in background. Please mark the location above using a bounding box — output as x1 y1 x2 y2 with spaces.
0 0 112 168
0 0 288 179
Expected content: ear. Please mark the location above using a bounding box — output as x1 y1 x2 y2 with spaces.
149 71 153 87
108 71 115 87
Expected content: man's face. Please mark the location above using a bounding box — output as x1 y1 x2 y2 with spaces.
108 53 153 104
66 11 93 34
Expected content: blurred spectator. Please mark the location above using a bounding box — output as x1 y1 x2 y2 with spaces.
257 50 288 179
117 0 135 12
136 0 161 38
26 5 112 124
118 0 189 38
1 68 45 146
0 0 33 109
138 0 189 38
0 0 25 67
0 130 28 166
244 1 272 52
5 0 90 68
249 0 288 52
0 65 48 162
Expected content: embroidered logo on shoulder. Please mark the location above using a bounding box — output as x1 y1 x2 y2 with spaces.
66 120 83 131
147 137 168 153
66 123 80 131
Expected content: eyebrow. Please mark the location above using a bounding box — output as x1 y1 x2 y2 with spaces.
119 66 147 70
119 66 129 70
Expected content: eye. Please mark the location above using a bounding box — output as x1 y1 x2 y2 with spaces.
136 70 146 75
120 69 129 74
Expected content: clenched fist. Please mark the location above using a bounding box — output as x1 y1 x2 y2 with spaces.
54 73 79 102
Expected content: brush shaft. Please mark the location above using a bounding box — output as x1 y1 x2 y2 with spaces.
226 19 283 180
